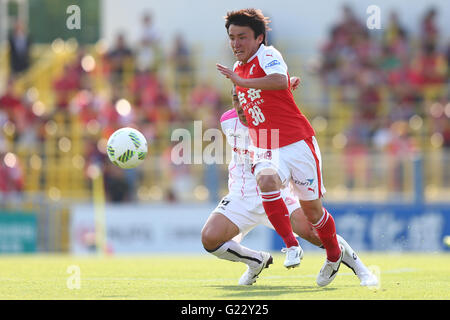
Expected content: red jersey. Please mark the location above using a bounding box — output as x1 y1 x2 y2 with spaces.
233 44 315 149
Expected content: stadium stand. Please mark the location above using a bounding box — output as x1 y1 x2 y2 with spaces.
0 5 448 210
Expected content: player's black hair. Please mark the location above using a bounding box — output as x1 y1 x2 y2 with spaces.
231 85 237 97
225 8 271 45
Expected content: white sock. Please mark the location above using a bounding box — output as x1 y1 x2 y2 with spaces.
337 235 371 277
206 240 263 268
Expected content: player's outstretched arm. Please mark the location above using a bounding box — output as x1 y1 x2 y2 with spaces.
216 63 288 90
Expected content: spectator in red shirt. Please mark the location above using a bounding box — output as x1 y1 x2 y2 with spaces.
0 147 24 194
0 78 24 118
53 63 82 109
411 43 448 87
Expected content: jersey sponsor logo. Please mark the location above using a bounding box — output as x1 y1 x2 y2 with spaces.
265 60 281 68
232 147 254 161
237 89 263 107
292 178 315 186
218 198 231 210
238 92 247 105
247 88 262 102
237 88 265 126
254 150 272 161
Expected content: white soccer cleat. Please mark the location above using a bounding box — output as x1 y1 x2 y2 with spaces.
316 244 344 287
238 252 273 285
359 272 379 287
281 246 303 269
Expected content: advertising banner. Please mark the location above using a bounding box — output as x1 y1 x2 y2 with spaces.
71 203 450 254
70 203 273 254
273 203 450 252
0 212 37 253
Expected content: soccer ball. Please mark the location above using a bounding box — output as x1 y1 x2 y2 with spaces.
106 127 148 169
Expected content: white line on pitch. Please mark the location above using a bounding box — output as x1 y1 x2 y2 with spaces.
77 267 417 282
0 268 415 283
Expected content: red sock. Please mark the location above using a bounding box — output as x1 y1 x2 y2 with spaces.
312 208 341 262
261 191 299 248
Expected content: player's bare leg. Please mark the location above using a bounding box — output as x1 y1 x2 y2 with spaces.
290 207 378 287
257 169 303 268
201 213 272 285
202 213 240 250
289 208 322 246
299 199 344 286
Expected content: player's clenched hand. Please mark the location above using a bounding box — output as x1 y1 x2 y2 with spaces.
216 63 242 86
290 76 301 91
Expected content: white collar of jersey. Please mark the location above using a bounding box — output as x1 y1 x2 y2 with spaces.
239 44 265 66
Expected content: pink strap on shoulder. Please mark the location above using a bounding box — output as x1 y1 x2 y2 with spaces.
220 108 238 122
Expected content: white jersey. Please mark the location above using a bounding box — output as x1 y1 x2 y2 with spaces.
220 109 259 198
216 109 301 232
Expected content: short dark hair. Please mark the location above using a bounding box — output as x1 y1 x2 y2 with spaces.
231 85 237 96
225 8 271 45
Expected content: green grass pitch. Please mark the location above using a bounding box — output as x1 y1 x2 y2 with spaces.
0 253 448 300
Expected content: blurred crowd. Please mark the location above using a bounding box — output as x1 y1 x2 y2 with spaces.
318 5 450 190
0 7 449 202
1 12 224 202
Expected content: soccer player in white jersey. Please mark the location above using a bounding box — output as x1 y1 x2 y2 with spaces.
201 86 378 286
216 8 353 287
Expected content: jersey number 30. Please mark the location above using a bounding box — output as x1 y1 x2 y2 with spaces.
248 106 265 126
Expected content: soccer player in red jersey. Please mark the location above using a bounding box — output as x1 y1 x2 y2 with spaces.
201 86 378 287
216 8 345 286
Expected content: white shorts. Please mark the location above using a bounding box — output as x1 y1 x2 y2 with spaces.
251 136 326 201
212 187 301 239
